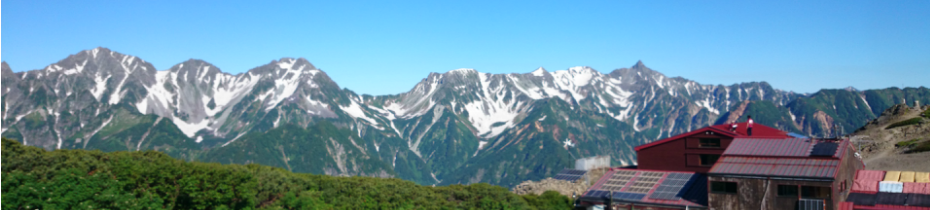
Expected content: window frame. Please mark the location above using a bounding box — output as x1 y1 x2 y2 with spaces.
777 185 799 197
710 181 738 194
698 138 722 148
800 186 831 199
698 154 720 166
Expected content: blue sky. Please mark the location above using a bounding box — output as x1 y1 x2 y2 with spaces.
3 1 928 95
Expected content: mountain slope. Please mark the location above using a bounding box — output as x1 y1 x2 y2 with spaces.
3 47 929 187
850 104 930 171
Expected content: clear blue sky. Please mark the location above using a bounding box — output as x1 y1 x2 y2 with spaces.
3 1 928 95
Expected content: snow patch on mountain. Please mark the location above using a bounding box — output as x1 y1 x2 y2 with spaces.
550 66 599 100
860 95 872 111
341 100 383 130
464 73 528 138
62 60 88 75
695 100 720 115
448 68 476 75
264 61 309 111
384 74 442 118
172 117 210 138
508 75 545 100
531 67 546 77
90 73 111 101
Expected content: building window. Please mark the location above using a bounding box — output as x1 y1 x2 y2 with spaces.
801 186 831 199
778 185 798 197
699 138 721 148
699 154 720 166
710 181 738 194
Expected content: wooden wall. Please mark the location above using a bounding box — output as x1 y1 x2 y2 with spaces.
637 132 732 173
707 176 836 210
831 144 865 208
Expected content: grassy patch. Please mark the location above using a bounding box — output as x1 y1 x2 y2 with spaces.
886 117 925 130
922 108 930 118
911 141 930 153
897 139 921 147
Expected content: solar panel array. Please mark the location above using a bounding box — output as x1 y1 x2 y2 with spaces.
612 192 646 201
552 169 587 181
585 190 611 199
810 142 839 157
625 172 663 194
600 170 636 192
909 194 930 207
649 173 696 200
876 193 908 206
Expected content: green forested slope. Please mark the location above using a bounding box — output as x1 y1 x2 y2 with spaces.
1 138 571 210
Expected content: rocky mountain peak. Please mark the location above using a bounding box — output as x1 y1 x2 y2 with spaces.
1 62 16 85
531 67 548 76
292 57 317 70
169 59 223 83
634 60 645 67
445 68 477 75
275 57 316 71
2 61 12 75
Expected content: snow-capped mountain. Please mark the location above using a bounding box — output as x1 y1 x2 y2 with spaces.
4 48 928 187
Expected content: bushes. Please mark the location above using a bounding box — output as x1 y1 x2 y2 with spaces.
1 138 571 209
886 117 925 130
912 141 930 153
521 191 573 210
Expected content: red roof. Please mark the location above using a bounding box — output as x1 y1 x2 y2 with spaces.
724 138 816 157
838 202 855 210
854 205 930 210
853 180 880 194
709 156 840 178
904 183 930 195
634 122 790 151
857 170 887 182
709 122 791 138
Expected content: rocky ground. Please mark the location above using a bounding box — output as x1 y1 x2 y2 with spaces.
512 168 609 197
851 104 930 171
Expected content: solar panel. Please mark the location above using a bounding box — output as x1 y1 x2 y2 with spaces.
558 169 587 176
876 193 908 206
845 193 876 206
600 171 636 191
810 142 839 157
552 169 588 181
908 194 930 207
649 173 697 200
625 175 661 194
584 190 611 199
797 199 824 210
553 174 583 181
612 192 646 201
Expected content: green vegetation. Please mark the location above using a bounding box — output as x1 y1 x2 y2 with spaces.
897 139 921 147
897 138 930 153
1 138 571 209
911 141 930 153
885 117 925 130
922 108 930 118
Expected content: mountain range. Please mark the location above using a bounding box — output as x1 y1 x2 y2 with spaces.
3 47 929 187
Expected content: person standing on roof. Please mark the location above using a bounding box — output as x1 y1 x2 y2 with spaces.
747 115 754 136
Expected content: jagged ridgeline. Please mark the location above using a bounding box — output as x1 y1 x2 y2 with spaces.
0 138 572 209
3 48 930 188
